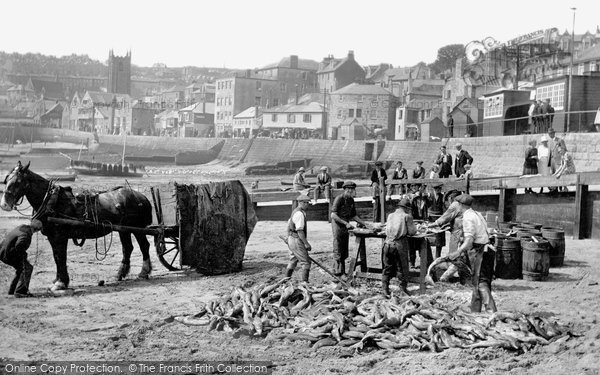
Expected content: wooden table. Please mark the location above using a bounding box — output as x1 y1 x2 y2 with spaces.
348 228 433 293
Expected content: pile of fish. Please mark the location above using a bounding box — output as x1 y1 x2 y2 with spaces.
175 279 574 353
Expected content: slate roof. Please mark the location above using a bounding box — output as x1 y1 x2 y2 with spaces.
574 43 600 63
260 56 319 71
234 106 262 119
263 101 324 114
331 83 393 96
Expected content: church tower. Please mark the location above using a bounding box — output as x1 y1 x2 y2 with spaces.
107 50 131 95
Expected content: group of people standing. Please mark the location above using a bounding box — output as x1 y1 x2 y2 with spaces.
523 128 575 194
528 98 555 134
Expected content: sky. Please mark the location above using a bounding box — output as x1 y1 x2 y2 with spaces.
1 0 599 69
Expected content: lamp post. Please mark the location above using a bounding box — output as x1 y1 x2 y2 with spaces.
567 7 576 132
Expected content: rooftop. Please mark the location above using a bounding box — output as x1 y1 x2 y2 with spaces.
331 83 393 96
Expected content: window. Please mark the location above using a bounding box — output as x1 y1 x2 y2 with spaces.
337 110 342 119
398 109 403 120
255 96 262 106
271 114 278 122
256 81 262 90
272 98 279 107
349 109 354 117
535 82 565 110
302 72 308 80
287 114 295 123
444 90 451 99
280 82 286 91
591 62 599 72
356 109 362 118
483 94 503 119
303 114 311 123
578 63 585 75
370 111 377 120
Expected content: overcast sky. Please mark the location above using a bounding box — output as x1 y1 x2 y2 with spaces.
1 0 599 69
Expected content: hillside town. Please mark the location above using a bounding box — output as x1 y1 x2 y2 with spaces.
2 27 600 141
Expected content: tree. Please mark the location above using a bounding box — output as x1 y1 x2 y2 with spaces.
429 44 465 74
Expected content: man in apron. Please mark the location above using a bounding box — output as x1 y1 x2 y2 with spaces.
285 195 313 282
452 194 497 313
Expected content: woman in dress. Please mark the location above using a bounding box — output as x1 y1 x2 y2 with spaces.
523 139 538 194
553 143 575 193
537 135 552 193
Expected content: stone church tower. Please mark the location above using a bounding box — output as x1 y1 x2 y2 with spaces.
107 50 131 95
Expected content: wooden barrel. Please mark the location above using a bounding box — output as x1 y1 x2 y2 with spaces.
520 222 543 230
521 238 550 281
498 222 514 233
494 236 522 279
516 229 542 240
541 228 565 267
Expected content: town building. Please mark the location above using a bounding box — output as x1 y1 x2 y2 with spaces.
317 51 366 93
255 55 319 102
232 106 262 138
381 63 435 98
131 101 156 136
69 91 132 133
214 73 280 137
448 98 484 137
178 101 215 137
327 83 395 140
154 109 179 136
262 100 325 139
107 50 131 95
481 89 531 136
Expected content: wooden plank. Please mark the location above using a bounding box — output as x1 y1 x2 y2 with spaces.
492 174 578 189
577 171 600 185
250 186 373 203
498 188 516 222
574 174 589 239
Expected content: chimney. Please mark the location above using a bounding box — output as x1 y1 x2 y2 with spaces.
290 55 298 69
455 59 463 79
348 50 355 60
245 69 252 78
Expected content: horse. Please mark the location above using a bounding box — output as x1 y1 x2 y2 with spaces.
1 161 153 291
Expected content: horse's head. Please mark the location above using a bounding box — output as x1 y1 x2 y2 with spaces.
1 161 32 211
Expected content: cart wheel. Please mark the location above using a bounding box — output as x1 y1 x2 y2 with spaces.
155 234 182 271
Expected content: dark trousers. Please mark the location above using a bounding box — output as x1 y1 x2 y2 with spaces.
382 239 410 287
467 243 496 312
3 253 33 295
332 223 349 276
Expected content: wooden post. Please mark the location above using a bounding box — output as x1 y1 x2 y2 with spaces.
498 188 516 222
379 176 386 223
574 173 589 239
356 236 367 272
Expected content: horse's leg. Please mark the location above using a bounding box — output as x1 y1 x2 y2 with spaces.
49 237 69 290
117 232 134 280
135 233 152 279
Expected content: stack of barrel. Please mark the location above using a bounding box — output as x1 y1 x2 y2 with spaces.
494 221 565 282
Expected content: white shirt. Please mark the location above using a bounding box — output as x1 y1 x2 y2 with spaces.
290 210 306 231
462 208 489 245
537 144 550 158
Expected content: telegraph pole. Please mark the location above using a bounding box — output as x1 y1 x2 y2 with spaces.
322 89 328 140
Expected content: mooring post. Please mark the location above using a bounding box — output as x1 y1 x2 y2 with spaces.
574 173 590 239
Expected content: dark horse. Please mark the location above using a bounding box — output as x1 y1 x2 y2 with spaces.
1 161 153 291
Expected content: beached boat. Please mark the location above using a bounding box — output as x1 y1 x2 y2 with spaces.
43 173 78 182
68 160 145 178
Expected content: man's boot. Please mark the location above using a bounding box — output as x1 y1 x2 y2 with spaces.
401 281 411 296
14 262 33 298
381 276 390 297
301 269 310 283
285 268 294 278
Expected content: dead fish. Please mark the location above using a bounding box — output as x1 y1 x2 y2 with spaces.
260 279 286 298
253 316 264 336
278 284 296 307
308 316 332 329
466 339 510 349
527 316 551 340
375 338 410 350
313 337 337 349
274 333 321 342
242 302 253 326
539 317 561 337
342 330 365 340
338 338 360 347
331 325 342 342
207 316 220 331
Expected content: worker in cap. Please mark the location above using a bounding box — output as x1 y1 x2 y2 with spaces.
0 219 43 297
292 166 310 191
436 144 453 178
382 198 416 296
370 161 388 215
412 160 425 179
427 183 446 258
453 194 497 313
313 166 332 203
285 195 313 282
388 160 408 198
331 181 369 276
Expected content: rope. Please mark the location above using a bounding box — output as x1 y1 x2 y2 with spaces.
94 221 114 261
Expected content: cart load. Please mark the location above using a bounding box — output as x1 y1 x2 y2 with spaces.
175 180 257 275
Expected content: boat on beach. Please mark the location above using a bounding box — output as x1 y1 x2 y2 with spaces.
68 160 145 178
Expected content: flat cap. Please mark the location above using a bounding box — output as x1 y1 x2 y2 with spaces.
374 161 383 166
397 198 412 210
298 167 306 172
416 160 423 164
455 143 462 148
342 181 357 189
319 166 328 171
455 194 474 206
296 195 311 202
